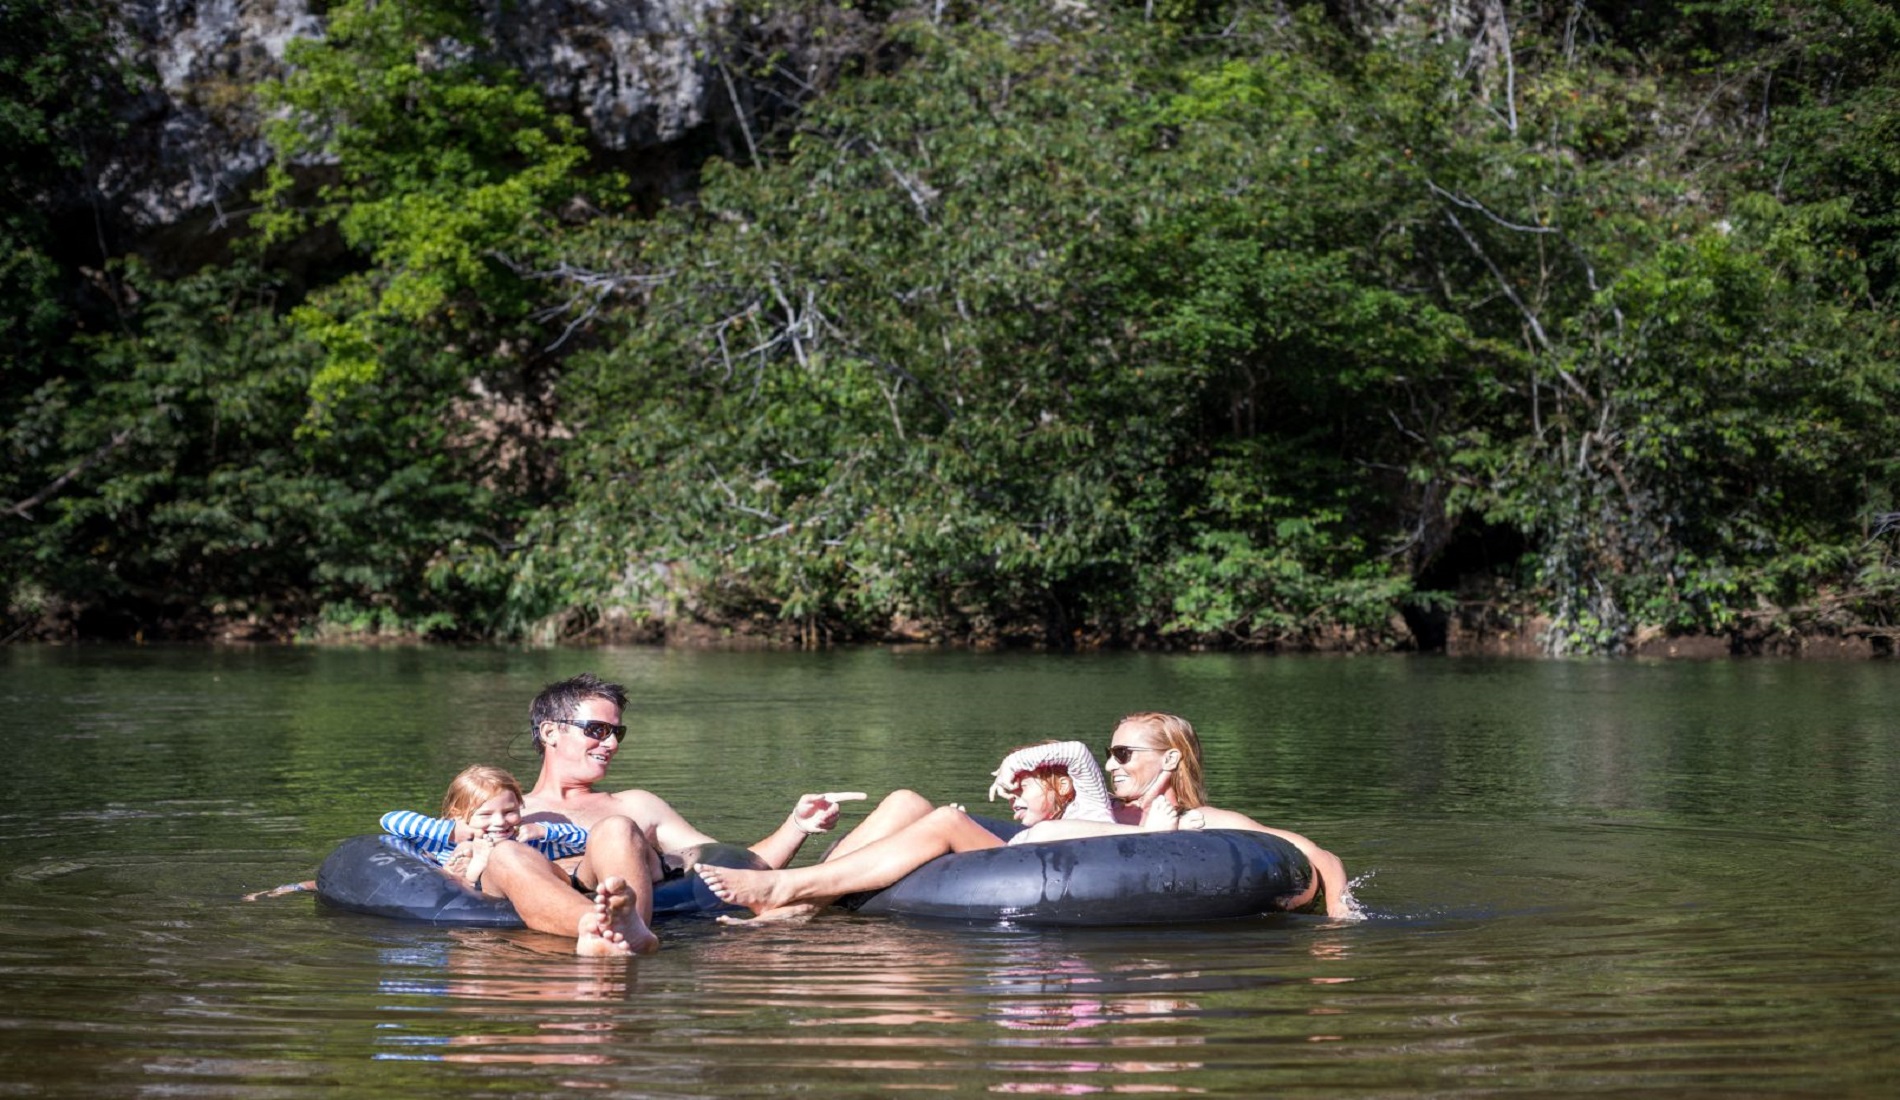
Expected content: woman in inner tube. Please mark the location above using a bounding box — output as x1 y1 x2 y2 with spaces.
699 713 1351 921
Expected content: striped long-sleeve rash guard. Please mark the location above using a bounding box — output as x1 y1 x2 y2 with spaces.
990 740 1119 840
379 810 590 865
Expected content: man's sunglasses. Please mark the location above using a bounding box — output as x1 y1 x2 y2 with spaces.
1105 745 1162 764
551 717 627 742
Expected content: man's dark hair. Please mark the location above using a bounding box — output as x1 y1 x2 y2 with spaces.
529 673 629 751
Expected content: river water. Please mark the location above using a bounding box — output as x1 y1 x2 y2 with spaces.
1 645 1895 1097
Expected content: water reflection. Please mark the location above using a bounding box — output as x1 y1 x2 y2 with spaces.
7 648 1900 1097
374 937 631 1069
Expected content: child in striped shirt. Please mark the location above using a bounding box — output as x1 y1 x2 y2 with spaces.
381 764 589 888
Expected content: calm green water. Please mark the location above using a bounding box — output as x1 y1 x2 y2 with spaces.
2 646 1897 1097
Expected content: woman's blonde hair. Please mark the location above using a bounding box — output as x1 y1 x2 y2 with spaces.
440 764 524 820
1114 712 1207 809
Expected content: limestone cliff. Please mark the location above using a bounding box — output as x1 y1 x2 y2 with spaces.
104 0 731 234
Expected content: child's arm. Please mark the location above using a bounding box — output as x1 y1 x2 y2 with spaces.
380 810 461 855
988 741 1118 823
529 822 590 860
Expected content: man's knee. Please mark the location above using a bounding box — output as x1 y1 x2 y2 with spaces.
484 839 553 883
580 815 661 884
587 815 653 855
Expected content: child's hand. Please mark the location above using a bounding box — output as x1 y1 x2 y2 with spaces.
516 822 545 843
450 820 479 843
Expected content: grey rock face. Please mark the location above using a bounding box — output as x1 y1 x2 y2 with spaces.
104 0 728 231
106 0 321 229
490 0 728 152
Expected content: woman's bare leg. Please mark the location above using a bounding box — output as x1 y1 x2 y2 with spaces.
699 805 1004 921
700 789 933 922
821 789 934 862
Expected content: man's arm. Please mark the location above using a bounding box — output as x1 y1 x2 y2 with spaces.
748 793 855 868
607 788 851 868
609 788 719 853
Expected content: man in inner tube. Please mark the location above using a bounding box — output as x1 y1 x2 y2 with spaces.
472 672 852 943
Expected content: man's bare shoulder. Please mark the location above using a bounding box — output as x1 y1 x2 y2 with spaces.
606 787 670 811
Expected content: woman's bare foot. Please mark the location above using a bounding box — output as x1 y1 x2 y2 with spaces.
576 876 658 956
696 865 820 922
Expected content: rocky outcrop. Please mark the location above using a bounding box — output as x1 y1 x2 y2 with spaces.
489 0 728 152
106 0 321 230
103 0 731 233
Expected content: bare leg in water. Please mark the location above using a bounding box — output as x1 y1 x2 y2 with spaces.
693 790 938 922
700 790 1194 923
577 877 659 956
481 842 659 955
564 815 660 931
698 804 1009 922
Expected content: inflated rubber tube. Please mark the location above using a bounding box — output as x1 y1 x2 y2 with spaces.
315 834 766 926
841 823 1314 926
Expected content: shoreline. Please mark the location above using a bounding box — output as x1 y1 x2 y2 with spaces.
5 607 1894 658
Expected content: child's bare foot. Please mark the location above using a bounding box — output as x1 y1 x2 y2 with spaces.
576 876 658 956
443 839 493 886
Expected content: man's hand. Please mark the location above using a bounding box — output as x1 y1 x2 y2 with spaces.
791 792 868 835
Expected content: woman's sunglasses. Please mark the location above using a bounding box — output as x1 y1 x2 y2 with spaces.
1105 745 1162 764
552 718 627 742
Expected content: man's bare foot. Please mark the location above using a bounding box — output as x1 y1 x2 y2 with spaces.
576 876 658 956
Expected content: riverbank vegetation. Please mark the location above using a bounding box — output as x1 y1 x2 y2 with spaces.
4 0 1898 653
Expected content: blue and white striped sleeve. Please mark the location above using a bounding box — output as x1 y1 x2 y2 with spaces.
381 810 456 857
532 822 590 860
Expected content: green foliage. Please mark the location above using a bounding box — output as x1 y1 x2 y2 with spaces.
7 0 1899 649
491 11 1434 645
2 263 511 638
255 0 604 425
0 0 125 378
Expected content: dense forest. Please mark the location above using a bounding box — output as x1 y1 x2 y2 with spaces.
4 0 1897 654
